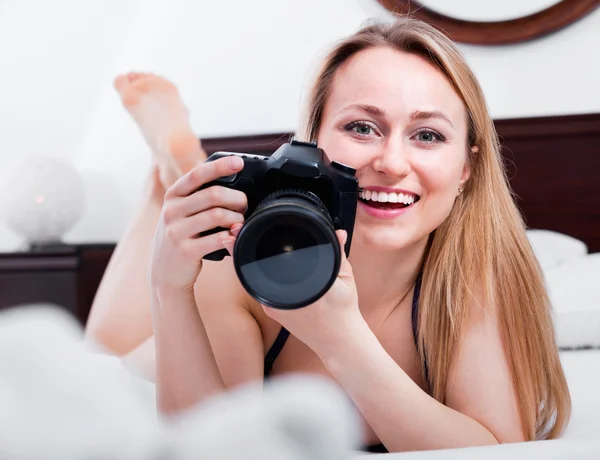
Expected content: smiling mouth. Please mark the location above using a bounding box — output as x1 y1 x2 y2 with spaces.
358 189 420 210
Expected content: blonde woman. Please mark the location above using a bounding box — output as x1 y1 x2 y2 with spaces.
86 17 570 453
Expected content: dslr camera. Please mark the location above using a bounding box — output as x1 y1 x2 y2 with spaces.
199 140 359 310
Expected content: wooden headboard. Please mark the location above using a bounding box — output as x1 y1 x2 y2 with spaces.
495 114 600 253
202 113 600 253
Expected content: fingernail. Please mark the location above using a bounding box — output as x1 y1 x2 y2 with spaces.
341 231 348 246
227 156 244 170
230 224 243 236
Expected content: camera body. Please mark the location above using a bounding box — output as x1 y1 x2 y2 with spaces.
199 140 359 261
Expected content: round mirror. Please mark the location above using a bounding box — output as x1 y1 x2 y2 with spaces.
377 0 600 45
418 0 563 22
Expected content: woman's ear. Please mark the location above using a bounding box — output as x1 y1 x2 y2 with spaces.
460 146 477 183
458 145 478 195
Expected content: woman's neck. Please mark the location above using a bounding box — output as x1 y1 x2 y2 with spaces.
348 238 428 316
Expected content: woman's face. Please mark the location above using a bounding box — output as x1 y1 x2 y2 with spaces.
317 46 471 251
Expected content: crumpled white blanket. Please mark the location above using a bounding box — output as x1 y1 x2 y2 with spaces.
2 304 599 460
0 304 361 460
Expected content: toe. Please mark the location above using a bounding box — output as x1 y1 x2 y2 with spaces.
113 74 129 92
128 72 144 82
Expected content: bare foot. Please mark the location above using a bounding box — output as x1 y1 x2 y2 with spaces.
114 72 207 189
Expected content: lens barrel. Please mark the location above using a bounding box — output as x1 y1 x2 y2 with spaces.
233 190 340 309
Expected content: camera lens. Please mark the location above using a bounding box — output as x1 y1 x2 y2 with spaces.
233 190 340 309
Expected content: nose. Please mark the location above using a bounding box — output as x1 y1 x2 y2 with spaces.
371 137 411 177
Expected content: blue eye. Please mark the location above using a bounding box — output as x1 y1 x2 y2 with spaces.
345 121 376 137
414 129 445 144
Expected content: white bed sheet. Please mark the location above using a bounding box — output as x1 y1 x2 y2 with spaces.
355 349 600 458
560 349 600 440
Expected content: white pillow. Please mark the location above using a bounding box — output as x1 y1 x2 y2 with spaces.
526 229 588 271
544 253 600 349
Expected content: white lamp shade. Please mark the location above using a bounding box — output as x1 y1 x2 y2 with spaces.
0 156 85 246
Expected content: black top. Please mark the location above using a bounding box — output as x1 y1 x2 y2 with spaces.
263 273 425 454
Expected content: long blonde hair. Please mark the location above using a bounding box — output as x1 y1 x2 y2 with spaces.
299 17 570 440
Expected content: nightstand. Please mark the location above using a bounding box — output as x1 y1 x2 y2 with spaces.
0 244 115 325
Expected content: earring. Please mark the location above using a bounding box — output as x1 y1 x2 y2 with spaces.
458 186 464 194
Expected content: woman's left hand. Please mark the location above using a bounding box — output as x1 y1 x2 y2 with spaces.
260 230 364 355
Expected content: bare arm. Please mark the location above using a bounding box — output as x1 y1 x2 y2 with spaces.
120 258 265 390
152 259 264 415
319 303 523 452
152 287 223 414
150 156 264 415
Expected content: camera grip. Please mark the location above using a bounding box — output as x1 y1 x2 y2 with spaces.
200 226 230 261
203 248 229 261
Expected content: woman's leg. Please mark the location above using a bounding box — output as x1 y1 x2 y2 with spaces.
85 72 207 356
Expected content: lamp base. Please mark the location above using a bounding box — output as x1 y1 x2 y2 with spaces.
24 241 75 254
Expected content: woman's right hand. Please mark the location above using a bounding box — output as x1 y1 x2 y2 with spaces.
150 156 247 293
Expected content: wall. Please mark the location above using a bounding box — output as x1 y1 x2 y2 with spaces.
0 0 598 249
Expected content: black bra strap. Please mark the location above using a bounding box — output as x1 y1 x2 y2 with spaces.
264 327 290 377
364 443 388 453
411 272 423 343
411 272 429 385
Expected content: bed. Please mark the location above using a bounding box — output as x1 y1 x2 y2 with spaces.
561 349 600 440
1 113 598 459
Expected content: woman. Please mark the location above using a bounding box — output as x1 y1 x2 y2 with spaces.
86 17 570 453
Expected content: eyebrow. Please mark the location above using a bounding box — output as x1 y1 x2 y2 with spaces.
340 103 387 118
409 110 455 130
340 104 455 130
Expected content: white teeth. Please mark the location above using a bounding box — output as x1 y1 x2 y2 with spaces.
359 189 417 205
